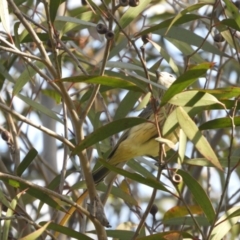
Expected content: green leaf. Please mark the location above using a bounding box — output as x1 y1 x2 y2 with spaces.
177 169 216 224
0 176 66 212
17 94 62 122
88 230 135 240
42 89 62 104
115 0 151 36
3 192 24 240
161 62 215 106
184 157 240 168
199 87 240 100
0 189 12 212
176 107 222 170
168 91 222 107
0 0 10 34
19 222 51 240
164 205 203 221
223 0 240 30
40 222 93 240
210 206 240 240
56 15 96 33
162 105 201 137
199 117 240 130
137 14 202 38
96 183 138 206
72 118 147 155
162 216 210 226
136 231 194 240
17 148 38 176
114 91 141 120
49 0 66 22
157 27 228 57
165 3 207 34
221 19 240 31
13 61 46 96
98 159 171 193
60 75 144 92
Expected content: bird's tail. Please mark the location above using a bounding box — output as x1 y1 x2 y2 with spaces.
92 166 111 184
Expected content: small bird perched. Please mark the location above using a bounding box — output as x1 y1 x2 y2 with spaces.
93 72 177 184
57 72 178 229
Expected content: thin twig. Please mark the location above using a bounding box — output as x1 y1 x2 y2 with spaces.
0 102 74 149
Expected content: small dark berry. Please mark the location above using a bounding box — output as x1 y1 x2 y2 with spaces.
150 204 158 217
1 130 11 143
129 0 139 7
213 33 225 42
96 23 108 35
141 33 152 44
105 31 115 40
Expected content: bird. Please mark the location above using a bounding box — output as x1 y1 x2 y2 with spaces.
57 72 178 229
92 72 177 184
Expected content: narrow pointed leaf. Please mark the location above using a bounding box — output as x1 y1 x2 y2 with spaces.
13 62 46 96
0 0 10 34
72 118 147 155
177 169 215 224
197 87 240 100
168 91 223 107
210 207 240 240
19 222 51 240
161 62 215 106
60 75 144 92
17 148 38 176
164 205 203 221
199 117 240 130
176 107 222 170
39 222 93 240
165 3 207 34
17 94 62 122
115 0 151 36
223 0 240 29
98 159 171 193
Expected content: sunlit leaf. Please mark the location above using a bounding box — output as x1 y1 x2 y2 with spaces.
168 91 223 107
19 222 51 240
0 0 10 34
184 157 240 168
161 62 215 106
210 206 240 240
176 107 222 170
164 205 203 221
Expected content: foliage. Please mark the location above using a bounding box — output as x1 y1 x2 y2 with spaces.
0 0 240 239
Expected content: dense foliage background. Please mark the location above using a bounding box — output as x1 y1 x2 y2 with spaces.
0 0 240 239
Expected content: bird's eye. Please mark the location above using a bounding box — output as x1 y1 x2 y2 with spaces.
169 74 173 78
